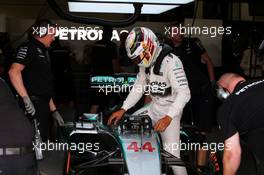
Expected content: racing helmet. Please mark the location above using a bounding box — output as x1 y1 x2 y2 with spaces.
125 27 160 68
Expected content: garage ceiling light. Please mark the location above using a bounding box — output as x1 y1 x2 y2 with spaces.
68 2 178 14
71 0 193 5
68 0 193 14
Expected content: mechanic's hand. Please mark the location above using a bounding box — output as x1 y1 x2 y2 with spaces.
23 96 36 116
107 109 126 125
52 110 64 126
154 115 172 132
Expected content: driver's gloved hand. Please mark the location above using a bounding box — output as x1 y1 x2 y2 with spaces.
107 109 126 125
52 110 64 126
23 96 36 116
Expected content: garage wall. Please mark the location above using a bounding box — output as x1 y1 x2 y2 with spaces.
6 17 224 65
6 19 171 62
0 14 6 32
1 1 262 65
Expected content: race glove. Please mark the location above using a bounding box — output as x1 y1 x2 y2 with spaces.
23 96 36 116
52 110 64 126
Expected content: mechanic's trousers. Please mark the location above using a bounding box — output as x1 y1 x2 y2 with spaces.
19 96 51 142
133 104 188 175
0 152 37 175
30 96 51 142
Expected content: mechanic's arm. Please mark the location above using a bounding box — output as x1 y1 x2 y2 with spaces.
8 63 28 97
49 98 57 112
223 132 241 175
166 57 191 119
201 52 215 82
49 98 65 125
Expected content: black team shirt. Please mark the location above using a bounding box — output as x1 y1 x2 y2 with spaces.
13 38 53 99
218 79 264 139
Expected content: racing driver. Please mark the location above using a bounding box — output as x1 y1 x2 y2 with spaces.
108 27 190 175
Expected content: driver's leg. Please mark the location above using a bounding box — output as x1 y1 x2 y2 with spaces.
133 104 187 174
160 117 188 175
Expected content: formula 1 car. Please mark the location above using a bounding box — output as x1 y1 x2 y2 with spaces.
62 73 222 175
62 113 197 175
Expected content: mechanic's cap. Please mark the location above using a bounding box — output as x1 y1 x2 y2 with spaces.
125 27 159 68
29 19 57 38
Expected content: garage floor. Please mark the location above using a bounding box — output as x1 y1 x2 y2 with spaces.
38 151 65 175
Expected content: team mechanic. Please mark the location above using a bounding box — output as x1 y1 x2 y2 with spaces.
9 19 64 142
217 73 264 175
108 27 190 175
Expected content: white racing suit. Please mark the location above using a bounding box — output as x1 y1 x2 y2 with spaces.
121 53 191 175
